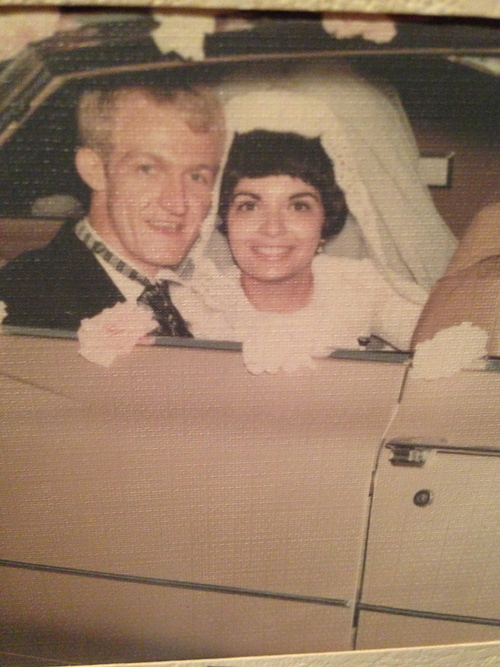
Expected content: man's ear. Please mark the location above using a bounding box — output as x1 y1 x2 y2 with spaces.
75 147 107 192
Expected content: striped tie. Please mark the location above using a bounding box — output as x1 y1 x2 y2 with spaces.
75 219 192 338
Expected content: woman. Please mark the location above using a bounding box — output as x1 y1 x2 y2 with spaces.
177 129 423 373
175 69 457 372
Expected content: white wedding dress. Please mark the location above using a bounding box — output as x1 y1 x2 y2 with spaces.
173 253 422 374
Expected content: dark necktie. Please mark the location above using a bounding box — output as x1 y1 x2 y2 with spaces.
137 280 193 338
75 220 193 338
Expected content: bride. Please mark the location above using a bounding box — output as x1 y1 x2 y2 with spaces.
172 64 457 373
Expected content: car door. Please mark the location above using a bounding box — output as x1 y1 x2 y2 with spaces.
0 334 409 664
356 365 500 648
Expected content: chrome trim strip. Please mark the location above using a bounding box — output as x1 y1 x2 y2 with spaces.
0 559 349 608
358 603 500 626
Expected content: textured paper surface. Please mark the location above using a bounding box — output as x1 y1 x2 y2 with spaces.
0 1 498 20
0 6 498 667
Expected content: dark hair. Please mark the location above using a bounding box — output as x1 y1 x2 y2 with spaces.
218 130 348 239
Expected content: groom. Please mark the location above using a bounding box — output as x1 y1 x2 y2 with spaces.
0 82 225 333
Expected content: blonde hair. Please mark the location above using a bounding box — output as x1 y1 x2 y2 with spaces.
78 84 224 159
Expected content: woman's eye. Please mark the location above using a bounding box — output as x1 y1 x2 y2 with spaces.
237 200 256 212
292 200 311 211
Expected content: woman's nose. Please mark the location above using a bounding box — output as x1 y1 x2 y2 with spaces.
158 173 187 215
260 209 286 236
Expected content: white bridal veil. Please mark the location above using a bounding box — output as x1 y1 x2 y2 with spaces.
196 60 457 305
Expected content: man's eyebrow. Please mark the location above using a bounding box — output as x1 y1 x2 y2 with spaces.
190 164 219 172
119 153 216 169
120 151 161 162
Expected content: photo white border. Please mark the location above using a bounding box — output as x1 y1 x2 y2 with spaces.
0 4 498 666
0 0 498 19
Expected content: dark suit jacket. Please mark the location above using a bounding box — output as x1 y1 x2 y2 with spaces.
0 221 125 330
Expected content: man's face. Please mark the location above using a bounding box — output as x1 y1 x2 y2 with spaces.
92 90 222 276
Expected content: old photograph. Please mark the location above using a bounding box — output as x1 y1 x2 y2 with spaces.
1 8 499 666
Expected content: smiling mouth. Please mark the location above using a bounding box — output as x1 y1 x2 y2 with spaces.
147 220 183 233
252 246 292 259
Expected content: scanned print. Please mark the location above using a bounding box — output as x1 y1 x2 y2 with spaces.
0 8 499 667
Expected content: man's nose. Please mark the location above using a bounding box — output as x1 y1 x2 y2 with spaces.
159 173 187 215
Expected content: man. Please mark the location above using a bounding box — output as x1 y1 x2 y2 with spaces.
0 83 225 333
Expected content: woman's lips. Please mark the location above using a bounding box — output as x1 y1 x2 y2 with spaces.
252 246 292 259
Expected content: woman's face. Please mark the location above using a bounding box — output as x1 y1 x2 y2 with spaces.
227 175 324 284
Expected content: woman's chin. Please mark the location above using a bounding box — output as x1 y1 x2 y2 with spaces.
242 265 314 285
247 270 296 284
